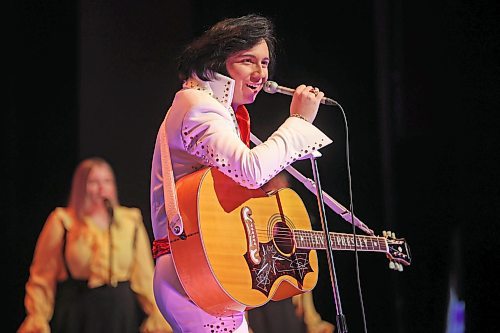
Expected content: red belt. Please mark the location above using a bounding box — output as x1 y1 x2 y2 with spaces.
152 237 171 259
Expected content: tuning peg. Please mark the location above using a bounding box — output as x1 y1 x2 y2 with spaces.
383 230 387 237
398 263 404 272
389 261 395 270
392 232 396 238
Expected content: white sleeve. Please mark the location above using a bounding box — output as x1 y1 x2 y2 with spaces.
181 100 333 189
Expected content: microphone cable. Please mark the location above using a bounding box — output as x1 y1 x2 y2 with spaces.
336 101 368 333
262 81 369 331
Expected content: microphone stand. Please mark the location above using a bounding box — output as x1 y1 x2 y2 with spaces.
108 218 113 286
104 199 115 287
250 133 350 332
309 150 348 333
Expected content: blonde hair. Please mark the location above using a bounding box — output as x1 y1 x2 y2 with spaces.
67 157 119 219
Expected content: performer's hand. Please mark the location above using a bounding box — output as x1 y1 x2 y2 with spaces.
290 84 324 123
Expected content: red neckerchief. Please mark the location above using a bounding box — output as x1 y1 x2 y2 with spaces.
235 105 250 147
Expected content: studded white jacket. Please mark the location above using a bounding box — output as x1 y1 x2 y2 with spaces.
150 73 333 241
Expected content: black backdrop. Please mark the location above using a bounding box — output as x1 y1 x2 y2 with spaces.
9 1 499 332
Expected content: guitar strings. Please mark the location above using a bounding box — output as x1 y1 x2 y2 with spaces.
250 226 385 250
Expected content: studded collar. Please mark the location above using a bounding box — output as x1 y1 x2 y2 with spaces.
182 73 235 110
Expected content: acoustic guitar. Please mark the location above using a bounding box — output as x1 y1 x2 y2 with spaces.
168 167 411 316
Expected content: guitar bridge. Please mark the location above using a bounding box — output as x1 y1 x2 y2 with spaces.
241 206 261 265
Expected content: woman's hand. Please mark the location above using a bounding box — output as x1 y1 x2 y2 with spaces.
308 320 335 333
17 315 50 333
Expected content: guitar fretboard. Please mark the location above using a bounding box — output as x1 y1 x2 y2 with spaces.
293 230 387 253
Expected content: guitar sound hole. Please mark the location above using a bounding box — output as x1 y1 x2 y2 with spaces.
272 221 294 255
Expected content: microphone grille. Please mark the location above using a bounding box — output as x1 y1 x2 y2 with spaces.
263 81 278 94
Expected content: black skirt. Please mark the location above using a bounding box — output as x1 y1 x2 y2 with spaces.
50 279 143 333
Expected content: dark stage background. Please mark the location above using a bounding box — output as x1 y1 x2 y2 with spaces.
9 1 499 332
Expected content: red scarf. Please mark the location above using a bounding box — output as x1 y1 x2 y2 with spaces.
235 105 250 147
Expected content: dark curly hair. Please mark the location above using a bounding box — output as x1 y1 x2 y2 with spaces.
177 14 277 81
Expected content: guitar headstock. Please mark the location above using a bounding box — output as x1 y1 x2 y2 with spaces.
382 230 412 271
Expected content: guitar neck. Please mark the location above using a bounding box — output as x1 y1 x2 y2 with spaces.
293 229 388 253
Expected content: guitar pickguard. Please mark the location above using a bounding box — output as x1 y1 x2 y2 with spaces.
244 241 313 296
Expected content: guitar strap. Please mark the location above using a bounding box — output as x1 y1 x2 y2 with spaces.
158 104 249 237
158 119 184 237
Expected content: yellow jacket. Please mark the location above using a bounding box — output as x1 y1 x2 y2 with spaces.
18 206 172 333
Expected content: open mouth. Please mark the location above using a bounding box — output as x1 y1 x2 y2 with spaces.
246 83 260 91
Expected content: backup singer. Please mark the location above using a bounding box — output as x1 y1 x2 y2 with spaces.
18 157 171 333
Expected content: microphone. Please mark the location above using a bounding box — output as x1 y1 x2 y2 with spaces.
103 198 114 219
263 81 338 106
